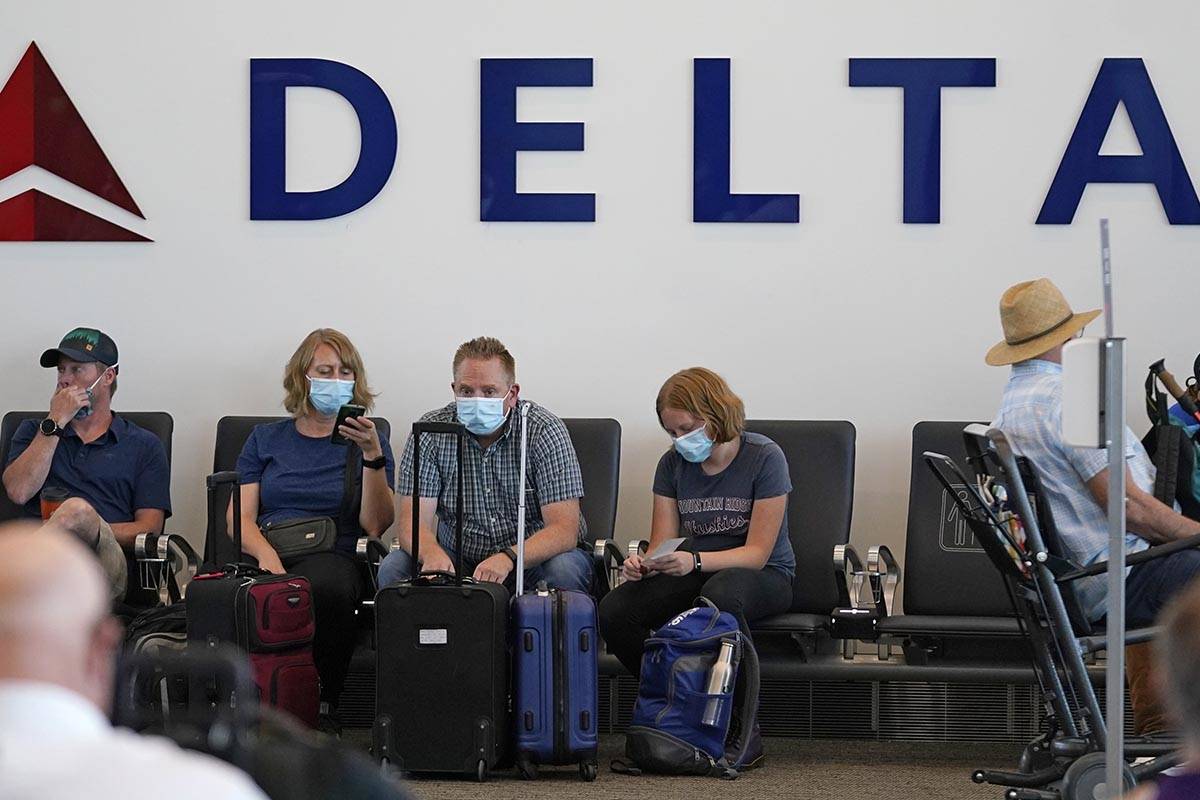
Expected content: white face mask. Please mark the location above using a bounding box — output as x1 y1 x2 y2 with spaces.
75 364 116 420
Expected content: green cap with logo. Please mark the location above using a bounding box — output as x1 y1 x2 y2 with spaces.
40 327 119 368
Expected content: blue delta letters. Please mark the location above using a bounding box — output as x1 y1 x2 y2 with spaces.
247 56 1199 225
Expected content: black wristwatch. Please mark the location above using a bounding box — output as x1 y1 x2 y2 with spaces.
39 418 62 438
362 455 387 470
501 547 518 565
693 551 703 574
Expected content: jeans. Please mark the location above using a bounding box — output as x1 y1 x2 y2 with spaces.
1116 548 1200 735
597 566 793 676
1124 547 1200 628
376 544 593 594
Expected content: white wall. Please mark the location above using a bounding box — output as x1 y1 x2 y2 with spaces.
3 1 1199 582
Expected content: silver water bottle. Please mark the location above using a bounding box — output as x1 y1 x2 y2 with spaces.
701 640 737 727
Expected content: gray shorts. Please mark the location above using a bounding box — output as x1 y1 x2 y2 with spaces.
95 519 128 602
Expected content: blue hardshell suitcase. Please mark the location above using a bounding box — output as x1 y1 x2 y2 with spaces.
508 400 599 781
512 586 599 781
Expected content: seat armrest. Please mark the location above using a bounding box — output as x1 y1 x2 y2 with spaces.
134 532 200 605
866 545 901 616
1056 531 1200 583
832 544 866 608
133 532 158 561
600 540 650 588
591 539 626 595
593 539 625 566
355 537 390 563
831 544 884 655
356 537 390 593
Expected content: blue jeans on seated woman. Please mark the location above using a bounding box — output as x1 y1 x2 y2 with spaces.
376 545 593 594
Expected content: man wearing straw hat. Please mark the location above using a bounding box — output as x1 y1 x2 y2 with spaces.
989 278 1200 736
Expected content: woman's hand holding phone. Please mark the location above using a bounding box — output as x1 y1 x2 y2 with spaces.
331 404 383 459
338 415 383 460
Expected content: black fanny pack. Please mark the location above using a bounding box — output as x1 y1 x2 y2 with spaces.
262 517 338 560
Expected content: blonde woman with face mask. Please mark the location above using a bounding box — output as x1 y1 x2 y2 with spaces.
231 328 395 734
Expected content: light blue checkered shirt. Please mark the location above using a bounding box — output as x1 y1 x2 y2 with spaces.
992 359 1154 622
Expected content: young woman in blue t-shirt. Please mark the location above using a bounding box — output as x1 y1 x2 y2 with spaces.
597 367 794 766
233 328 395 732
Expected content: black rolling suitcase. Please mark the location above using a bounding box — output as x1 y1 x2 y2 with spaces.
374 421 510 781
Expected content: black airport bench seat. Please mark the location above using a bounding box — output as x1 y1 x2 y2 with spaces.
868 422 1026 662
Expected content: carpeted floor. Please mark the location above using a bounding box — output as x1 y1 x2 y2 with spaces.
345 733 1022 800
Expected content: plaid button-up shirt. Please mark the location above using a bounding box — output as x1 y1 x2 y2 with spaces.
993 359 1154 622
397 401 587 565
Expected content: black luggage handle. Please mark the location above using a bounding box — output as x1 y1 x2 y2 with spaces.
409 571 477 587
411 421 467 584
207 469 256 574
414 421 467 436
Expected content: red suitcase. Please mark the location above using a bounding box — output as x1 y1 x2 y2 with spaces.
186 470 320 727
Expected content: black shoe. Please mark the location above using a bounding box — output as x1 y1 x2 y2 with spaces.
725 715 765 771
739 722 765 770
317 702 342 738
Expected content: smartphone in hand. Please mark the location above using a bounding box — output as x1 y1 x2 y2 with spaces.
330 404 367 446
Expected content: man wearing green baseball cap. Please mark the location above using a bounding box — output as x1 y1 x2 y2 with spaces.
2 328 171 601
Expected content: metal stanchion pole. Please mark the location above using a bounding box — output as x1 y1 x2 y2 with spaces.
1104 337 1126 797
1099 219 1127 798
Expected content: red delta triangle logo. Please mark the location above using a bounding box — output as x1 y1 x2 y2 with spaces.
0 42 149 241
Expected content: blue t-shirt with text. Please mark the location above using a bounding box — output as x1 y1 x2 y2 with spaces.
652 431 795 578
236 419 395 553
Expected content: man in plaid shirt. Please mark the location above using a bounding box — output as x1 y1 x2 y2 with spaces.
377 337 592 592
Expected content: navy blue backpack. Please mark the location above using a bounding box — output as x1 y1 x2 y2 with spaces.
616 600 760 779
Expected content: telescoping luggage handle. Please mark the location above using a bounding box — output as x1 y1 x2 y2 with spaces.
515 401 531 597
411 421 468 585
206 470 253 574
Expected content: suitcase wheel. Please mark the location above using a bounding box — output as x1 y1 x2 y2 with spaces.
580 761 598 782
476 759 489 783
517 757 538 781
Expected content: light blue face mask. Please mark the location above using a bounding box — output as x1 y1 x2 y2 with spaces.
74 365 116 420
308 377 355 417
456 389 512 435
673 424 714 463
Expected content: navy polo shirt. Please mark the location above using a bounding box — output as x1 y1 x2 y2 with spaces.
5 413 172 523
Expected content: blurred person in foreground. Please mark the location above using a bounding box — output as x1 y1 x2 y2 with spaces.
0 522 267 800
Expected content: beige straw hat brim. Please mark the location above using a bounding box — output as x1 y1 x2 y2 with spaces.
985 308 1101 366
